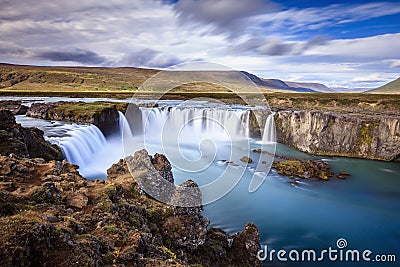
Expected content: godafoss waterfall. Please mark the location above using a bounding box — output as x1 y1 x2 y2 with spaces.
15 100 400 266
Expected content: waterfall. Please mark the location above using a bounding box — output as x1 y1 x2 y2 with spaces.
56 125 107 168
118 111 133 139
139 107 250 142
261 113 276 144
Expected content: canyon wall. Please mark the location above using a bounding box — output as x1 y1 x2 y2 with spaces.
274 110 400 161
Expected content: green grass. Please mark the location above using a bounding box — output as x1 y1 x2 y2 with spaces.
368 77 400 94
52 101 128 118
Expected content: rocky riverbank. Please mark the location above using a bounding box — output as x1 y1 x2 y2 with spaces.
0 149 261 266
0 100 28 115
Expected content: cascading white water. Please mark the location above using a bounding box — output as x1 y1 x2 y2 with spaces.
118 111 133 139
56 125 107 168
139 107 250 142
19 106 254 180
261 113 276 144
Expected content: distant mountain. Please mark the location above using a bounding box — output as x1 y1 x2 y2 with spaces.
367 77 400 94
329 87 368 93
284 81 334 92
240 71 316 92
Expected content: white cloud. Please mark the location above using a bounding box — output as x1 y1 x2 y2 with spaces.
390 60 400 68
0 0 398 88
174 0 277 34
350 74 388 83
0 0 229 67
305 34 400 60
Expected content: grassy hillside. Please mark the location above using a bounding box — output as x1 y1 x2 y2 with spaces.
368 77 400 94
1 63 398 102
0 63 295 94
1 63 347 94
0 63 158 93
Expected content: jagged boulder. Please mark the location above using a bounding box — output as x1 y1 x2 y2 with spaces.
228 222 262 267
151 153 174 183
191 223 262 267
172 180 202 214
125 149 176 203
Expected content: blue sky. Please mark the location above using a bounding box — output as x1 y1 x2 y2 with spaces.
0 0 399 88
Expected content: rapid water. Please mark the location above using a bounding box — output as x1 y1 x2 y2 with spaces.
16 103 400 267
16 115 116 179
261 113 276 144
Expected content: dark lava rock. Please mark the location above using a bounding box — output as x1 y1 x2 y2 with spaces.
240 156 253 163
0 110 63 161
172 179 202 215
126 149 176 203
0 100 28 115
151 153 174 183
228 222 262 267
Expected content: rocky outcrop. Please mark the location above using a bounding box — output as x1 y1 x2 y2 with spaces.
151 153 174 183
273 159 334 180
275 110 400 161
0 100 28 115
192 223 261 267
0 110 62 161
27 102 127 137
0 151 261 266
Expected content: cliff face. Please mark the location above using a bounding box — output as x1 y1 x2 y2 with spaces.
0 100 28 115
0 151 261 266
0 110 62 161
27 102 125 137
275 110 400 161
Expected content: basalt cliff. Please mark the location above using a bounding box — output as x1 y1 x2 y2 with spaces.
274 110 400 161
26 102 123 137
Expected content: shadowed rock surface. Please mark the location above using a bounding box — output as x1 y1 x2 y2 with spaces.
0 100 28 115
0 110 62 161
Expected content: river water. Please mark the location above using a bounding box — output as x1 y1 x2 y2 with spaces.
13 97 400 266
